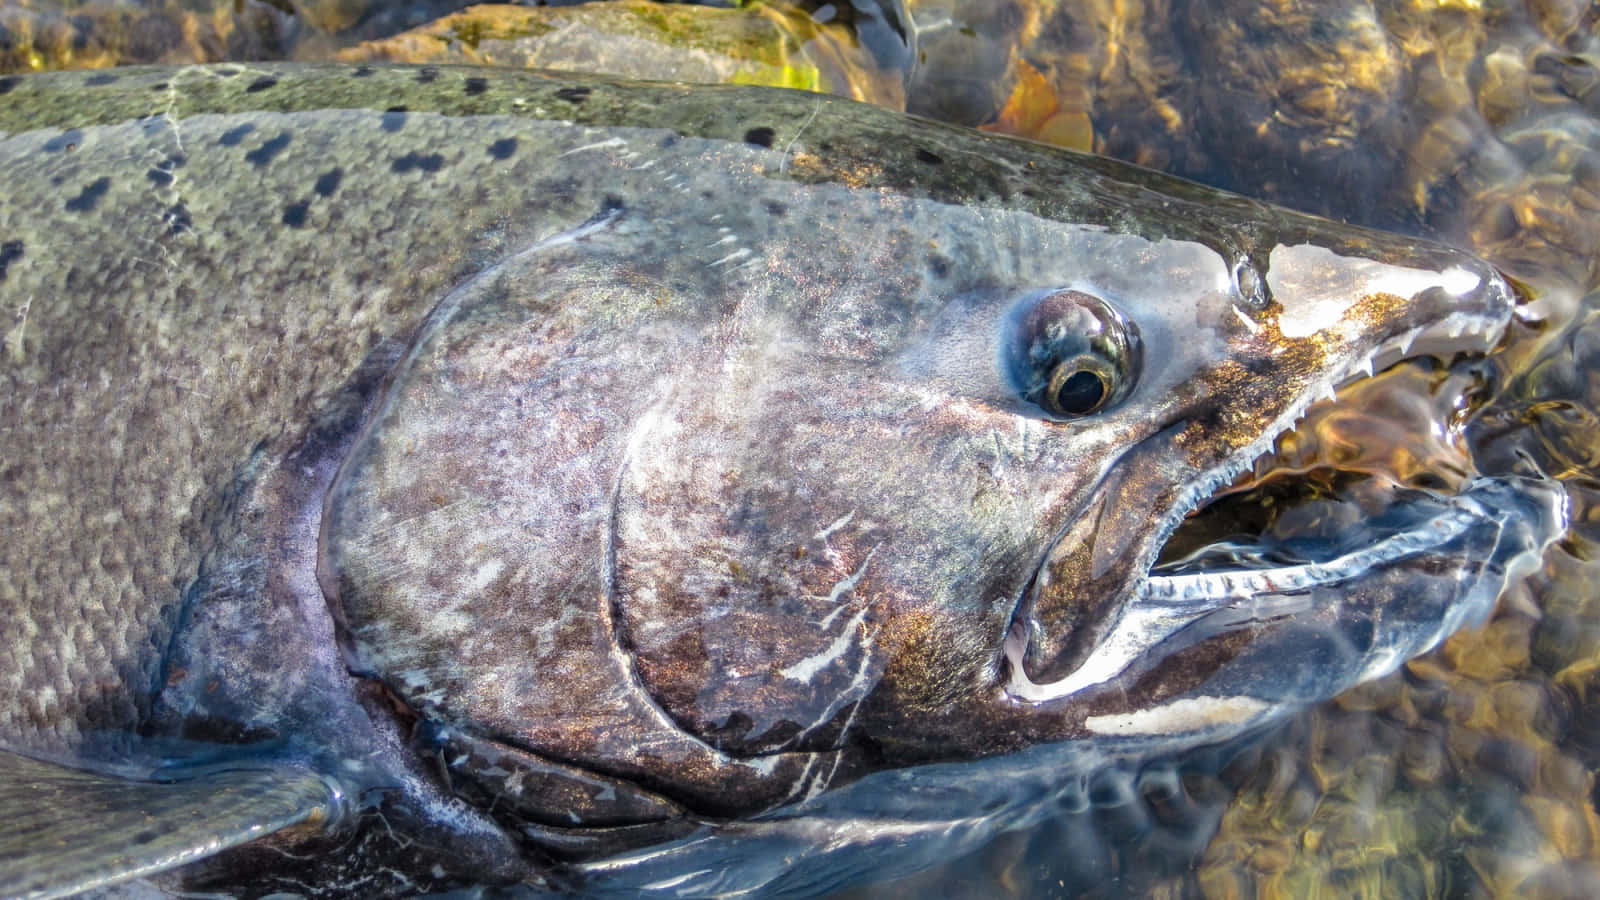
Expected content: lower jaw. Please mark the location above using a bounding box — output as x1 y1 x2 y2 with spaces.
1006 474 1563 712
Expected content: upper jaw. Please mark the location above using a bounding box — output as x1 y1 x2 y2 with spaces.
1001 281 1520 708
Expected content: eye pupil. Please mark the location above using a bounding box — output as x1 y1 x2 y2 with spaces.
1053 369 1107 415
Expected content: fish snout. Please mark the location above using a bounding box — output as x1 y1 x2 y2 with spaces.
1004 235 1523 707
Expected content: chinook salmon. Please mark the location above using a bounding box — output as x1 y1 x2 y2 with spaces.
0 63 1565 896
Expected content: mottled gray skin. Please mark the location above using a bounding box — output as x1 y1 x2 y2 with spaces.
0 64 1561 895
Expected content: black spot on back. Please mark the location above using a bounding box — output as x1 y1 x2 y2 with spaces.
0 240 23 282
927 253 951 279
150 82 168 91
282 201 310 228
555 86 590 103
65 177 111 213
165 202 192 235
353 65 375 77
660 134 680 149
762 199 788 217
0 76 18 95
391 152 445 174
245 77 279 93
417 67 439 84
43 129 83 152
381 107 408 133
244 132 292 168
314 169 343 197
1240 355 1276 376
218 123 255 146
84 72 119 86
146 167 175 187
487 137 517 160
915 148 944 165
464 77 488 96
743 126 776 148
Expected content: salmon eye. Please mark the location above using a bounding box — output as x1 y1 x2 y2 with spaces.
1008 288 1141 419
1045 356 1113 416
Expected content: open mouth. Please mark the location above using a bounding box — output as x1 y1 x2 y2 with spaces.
1004 304 1528 705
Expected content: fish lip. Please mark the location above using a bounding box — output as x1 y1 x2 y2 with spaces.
1000 299 1515 706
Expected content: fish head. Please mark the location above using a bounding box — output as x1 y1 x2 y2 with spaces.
592 215 1552 764
321 147 1561 819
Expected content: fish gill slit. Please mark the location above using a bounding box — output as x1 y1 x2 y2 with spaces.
599 399 739 764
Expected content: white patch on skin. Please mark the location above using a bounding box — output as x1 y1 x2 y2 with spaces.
789 610 880 746
747 755 782 776
782 754 820 805
787 610 869 686
779 96 823 175
620 402 676 488
1005 603 1213 703
801 759 835 803
502 767 526 797
812 748 847 799
813 510 855 542
784 549 877 681
1084 696 1269 736
468 559 504 593
816 546 878 629
4 296 30 364
825 548 876 606
1268 243 1485 339
558 136 627 157
1231 304 1260 334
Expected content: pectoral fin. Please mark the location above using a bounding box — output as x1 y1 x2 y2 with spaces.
0 749 340 899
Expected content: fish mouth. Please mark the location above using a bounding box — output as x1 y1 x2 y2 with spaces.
1003 301 1545 707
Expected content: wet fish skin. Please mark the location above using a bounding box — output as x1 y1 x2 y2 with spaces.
0 63 1550 895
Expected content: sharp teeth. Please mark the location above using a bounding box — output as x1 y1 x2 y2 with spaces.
1359 357 1374 377
1321 382 1337 402
1400 327 1422 353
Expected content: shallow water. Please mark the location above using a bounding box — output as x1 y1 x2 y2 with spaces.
6 0 1600 896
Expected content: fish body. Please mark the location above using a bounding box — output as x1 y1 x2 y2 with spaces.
0 64 1564 896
